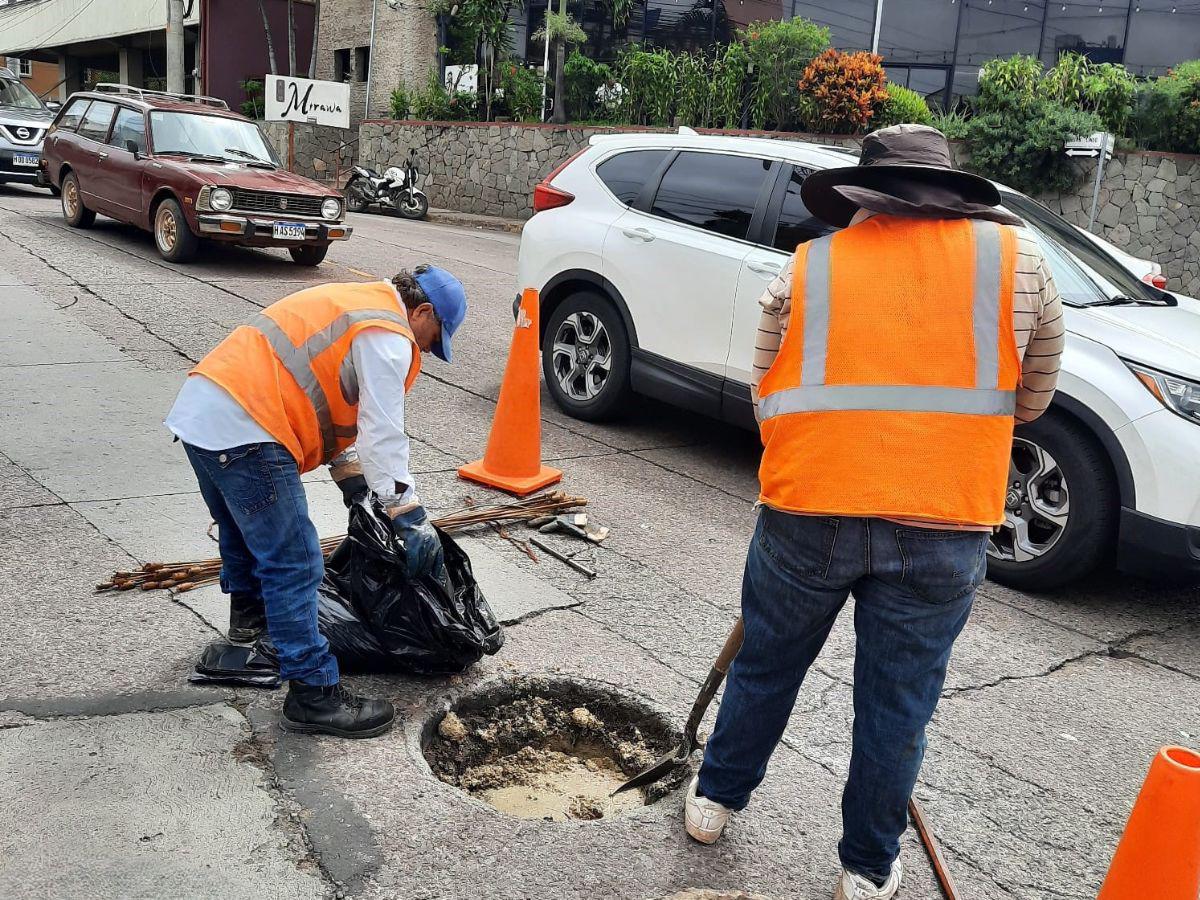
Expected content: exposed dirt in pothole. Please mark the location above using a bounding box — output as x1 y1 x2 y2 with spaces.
424 679 684 822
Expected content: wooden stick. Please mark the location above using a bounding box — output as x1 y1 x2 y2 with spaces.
909 797 960 900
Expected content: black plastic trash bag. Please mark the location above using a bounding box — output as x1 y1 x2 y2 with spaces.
189 497 503 686
189 638 281 688
327 497 504 675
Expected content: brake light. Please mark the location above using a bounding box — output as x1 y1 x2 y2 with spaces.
1142 272 1168 289
533 182 574 213
531 148 586 214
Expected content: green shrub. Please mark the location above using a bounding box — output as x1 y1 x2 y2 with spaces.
564 50 613 122
239 79 264 119
1130 61 1200 153
614 47 677 126
739 18 830 130
1084 62 1138 134
389 84 412 120
964 100 1104 195
798 49 889 134
976 54 1043 114
931 108 970 140
411 70 478 121
500 62 545 121
872 83 933 129
713 42 750 129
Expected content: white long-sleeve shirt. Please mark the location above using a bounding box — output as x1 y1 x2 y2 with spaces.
166 323 416 504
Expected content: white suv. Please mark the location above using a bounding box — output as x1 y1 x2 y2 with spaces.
517 132 1200 590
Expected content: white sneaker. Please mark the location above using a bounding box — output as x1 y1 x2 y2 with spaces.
833 862 903 900
683 776 731 844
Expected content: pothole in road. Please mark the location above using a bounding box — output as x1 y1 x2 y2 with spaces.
423 678 686 822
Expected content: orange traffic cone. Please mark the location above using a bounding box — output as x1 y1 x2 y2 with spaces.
458 288 563 496
1098 745 1200 899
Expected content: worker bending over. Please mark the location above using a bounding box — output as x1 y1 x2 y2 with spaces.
684 126 1064 899
166 267 467 739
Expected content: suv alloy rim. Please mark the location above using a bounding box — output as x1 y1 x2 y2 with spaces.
156 206 177 253
63 179 78 217
551 311 612 402
988 438 1071 563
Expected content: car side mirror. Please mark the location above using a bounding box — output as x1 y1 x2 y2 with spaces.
45 100 61 112
126 139 141 159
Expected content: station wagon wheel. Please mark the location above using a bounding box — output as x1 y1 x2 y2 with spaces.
153 198 200 263
985 410 1117 591
542 292 631 422
60 172 95 228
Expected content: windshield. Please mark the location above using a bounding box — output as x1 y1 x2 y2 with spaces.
0 77 44 110
148 111 278 164
1000 191 1168 306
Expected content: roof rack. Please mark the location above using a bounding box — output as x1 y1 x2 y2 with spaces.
93 83 229 110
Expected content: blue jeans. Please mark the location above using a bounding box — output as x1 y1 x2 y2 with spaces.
698 508 986 884
183 441 339 687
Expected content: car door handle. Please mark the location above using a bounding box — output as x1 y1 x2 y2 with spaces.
621 227 655 243
747 260 782 276
96 151 108 159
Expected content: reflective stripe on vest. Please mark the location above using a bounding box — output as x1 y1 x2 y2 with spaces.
760 220 1014 420
251 307 410 460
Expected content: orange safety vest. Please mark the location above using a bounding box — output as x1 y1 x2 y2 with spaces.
757 215 1021 527
193 281 421 473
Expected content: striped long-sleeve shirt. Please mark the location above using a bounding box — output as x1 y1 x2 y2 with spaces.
752 213 1066 530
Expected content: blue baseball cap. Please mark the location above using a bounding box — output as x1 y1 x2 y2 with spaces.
413 265 467 363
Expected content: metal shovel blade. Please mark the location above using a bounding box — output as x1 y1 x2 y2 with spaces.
611 616 745 796
612 736 697 795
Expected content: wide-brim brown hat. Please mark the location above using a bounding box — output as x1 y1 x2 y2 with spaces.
801 124 1018 228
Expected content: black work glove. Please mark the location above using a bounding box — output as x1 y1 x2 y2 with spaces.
389 505 446 581
335 473 369 509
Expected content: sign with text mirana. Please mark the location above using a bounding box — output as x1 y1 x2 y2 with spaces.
265 75 351 129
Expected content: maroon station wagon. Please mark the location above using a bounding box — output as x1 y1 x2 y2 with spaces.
41 84 350 265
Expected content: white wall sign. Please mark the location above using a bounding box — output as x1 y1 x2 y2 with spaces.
265 75 351 129
1066 132 1114 160
445 64 478 94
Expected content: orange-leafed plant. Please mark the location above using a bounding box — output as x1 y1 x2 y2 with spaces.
798 49 889 134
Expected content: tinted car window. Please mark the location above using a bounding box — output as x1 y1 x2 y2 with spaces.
773 167 833 251
55 98 90 132
651 151 772 240
76 100 117 143
109 107 146 153
596 149 669 205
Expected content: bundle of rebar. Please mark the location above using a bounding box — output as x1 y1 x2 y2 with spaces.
96 491 586 595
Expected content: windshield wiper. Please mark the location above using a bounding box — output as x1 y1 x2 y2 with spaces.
224 147 276 167
1087 295 1173 307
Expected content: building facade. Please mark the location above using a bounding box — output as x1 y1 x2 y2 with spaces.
0 55 59 98
313 0 438 121
0 0 315 112
503 0 1200 107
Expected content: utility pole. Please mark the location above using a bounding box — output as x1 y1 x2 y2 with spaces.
167 0 186 93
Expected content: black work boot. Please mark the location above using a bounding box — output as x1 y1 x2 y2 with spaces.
281 682 396 739
228 592 267 644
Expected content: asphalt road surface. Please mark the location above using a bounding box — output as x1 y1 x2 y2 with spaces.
1 182 1197 900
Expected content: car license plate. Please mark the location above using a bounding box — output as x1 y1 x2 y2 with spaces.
13 153 38 167
272 222 307 240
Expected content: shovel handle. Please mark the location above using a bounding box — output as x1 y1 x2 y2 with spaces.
681 617 746 740
714 616 745 674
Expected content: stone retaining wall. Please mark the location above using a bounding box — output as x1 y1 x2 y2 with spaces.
261 121 357 186
358 120 1199 296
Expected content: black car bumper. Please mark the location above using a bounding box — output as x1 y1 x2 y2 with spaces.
0 148 42 183
1117 507 1200 579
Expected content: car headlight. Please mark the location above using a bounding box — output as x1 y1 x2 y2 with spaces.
322 197 341 220
1127 361 1200 424
210 187 233 212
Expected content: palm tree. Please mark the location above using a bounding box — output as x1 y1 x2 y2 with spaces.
308 0 322 78
287 0 297 75
257 0 279 75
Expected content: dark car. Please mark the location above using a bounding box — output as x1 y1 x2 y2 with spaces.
41 83 350 265
0 69 56 191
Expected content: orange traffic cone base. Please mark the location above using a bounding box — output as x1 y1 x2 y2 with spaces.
457 460 562 496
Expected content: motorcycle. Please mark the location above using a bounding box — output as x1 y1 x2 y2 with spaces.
344 148 429 220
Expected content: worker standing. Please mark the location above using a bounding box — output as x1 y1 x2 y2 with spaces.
165 267 467 739
683 126 1064 899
